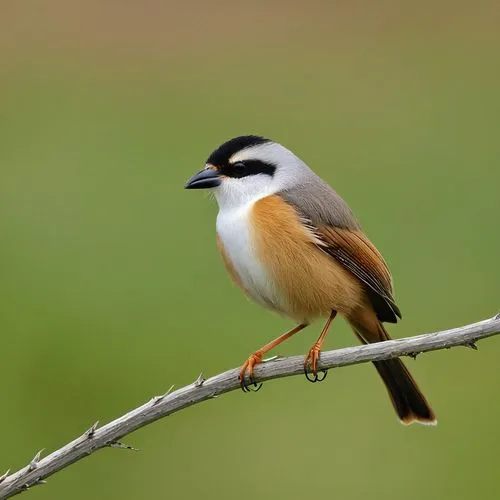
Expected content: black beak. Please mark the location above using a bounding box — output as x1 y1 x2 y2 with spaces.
184 168 222 189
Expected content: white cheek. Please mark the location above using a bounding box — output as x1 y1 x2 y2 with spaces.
214 175 275 211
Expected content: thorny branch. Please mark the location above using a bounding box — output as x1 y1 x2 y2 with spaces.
1 314 499 499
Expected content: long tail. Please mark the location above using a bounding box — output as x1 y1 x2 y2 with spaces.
349 319 436 425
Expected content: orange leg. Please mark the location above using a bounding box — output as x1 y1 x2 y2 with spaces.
240 323 308 392
304 311 337 382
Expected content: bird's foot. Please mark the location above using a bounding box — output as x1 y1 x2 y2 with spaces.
304 343 328 383
239 352 263 392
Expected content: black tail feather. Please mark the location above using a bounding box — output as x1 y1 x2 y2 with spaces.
373 358 436 425
350 321 436 425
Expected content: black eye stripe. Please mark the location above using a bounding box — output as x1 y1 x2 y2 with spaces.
221 160 276 179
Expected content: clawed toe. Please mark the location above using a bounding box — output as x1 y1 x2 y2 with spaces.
304 345 328 383
239 353 263 392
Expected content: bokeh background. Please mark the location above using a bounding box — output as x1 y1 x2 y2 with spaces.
1 1 499 499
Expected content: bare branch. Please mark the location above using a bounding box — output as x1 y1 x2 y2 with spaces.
0 314 499 499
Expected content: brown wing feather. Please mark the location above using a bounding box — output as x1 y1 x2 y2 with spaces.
317 227 402 323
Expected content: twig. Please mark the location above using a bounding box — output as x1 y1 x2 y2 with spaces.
0 314 499 499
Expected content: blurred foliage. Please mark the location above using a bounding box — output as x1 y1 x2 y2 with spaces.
0 2 499 499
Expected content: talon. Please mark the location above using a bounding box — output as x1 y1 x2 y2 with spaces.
304 369 319 383
239 371 250 392
239 353 263 392
249 381 263 392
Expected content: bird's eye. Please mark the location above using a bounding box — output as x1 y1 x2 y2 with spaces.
232 161 246 170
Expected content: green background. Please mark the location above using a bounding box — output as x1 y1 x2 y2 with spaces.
1 2 499 499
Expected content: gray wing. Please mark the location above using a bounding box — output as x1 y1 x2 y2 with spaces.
279 178 360 230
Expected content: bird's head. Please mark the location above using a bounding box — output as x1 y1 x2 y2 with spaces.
185 135 310 209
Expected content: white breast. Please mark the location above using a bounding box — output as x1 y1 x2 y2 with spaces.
216 202 287 313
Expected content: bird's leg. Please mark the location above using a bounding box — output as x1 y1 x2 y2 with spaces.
240 323 308 392
304 310 337 382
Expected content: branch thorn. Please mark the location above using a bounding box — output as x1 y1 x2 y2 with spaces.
0 469 10 483
194 372 205 387
151 384 175 406
466 341 478 350
84 420 100 438
29 449 45 471
407 352 419 360
494 312 500 320
108 441 140 452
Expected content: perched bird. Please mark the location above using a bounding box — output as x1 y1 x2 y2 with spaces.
185 135 436 425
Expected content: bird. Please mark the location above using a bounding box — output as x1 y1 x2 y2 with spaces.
185 135 436 425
